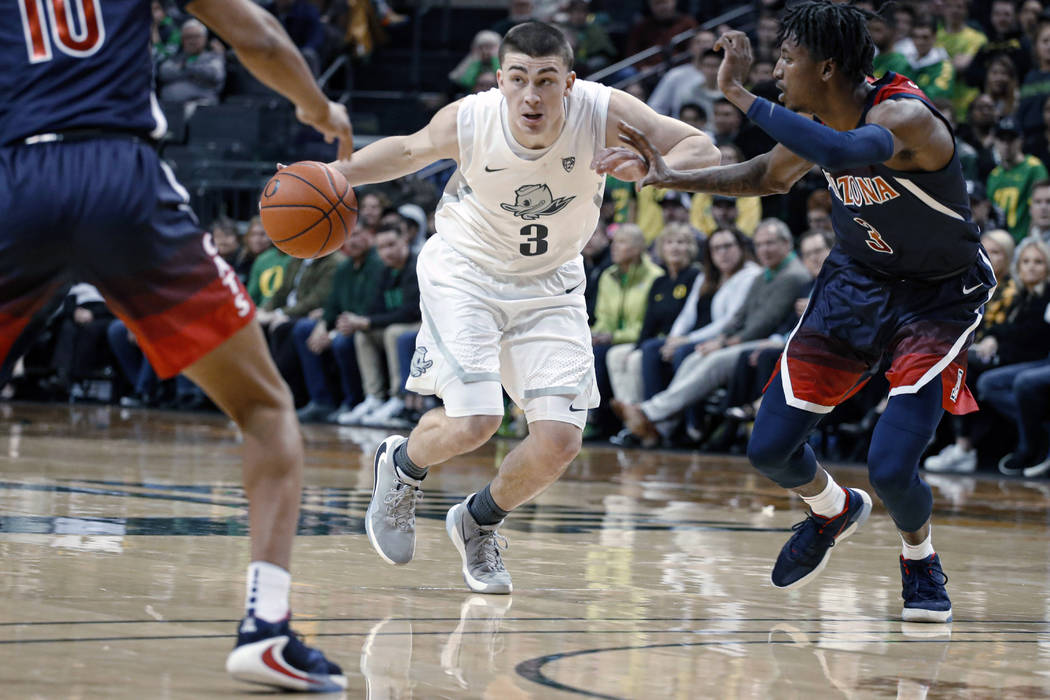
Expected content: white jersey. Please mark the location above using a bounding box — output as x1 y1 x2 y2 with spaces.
435 79 612 276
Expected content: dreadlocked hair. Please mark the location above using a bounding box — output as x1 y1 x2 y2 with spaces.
777 1 876 85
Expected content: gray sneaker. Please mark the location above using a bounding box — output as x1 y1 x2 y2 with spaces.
445 497 512 594
365 435 423 565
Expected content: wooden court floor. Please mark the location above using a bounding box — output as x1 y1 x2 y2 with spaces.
2 402 1050 699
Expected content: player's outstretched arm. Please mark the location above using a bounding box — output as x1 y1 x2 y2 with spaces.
187 0 353 159
328 101 461 187
616 122 813 196
592 89 720 182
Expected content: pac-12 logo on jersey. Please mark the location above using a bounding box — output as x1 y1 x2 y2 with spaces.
500 184 575 221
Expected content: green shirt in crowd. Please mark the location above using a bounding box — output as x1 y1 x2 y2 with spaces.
247 247 291 306
323 248 385 325
987 155 1050 241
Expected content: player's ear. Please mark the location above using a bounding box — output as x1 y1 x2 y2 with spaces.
819 58 835 83
496 69 504 89
564 71 576 96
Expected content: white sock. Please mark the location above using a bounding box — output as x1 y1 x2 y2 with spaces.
246 561 291 622
801 474 846 518
901 532 935 560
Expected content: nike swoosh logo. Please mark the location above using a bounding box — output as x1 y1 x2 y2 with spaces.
962 283 983 295
484 165 507 172
565 282 584 294
568 405 587 413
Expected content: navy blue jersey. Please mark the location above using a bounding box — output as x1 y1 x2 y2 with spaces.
823 73 981 280
0 0 173 145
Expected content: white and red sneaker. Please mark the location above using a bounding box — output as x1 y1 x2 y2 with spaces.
226 615 346 693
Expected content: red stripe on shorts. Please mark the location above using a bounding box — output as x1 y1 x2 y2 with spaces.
123 276 254 379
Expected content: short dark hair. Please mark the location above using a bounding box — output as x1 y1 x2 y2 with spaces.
1032 178 1050 194
499 21 574 71
778 0 876 85
799 228 834 251
679 102 707 120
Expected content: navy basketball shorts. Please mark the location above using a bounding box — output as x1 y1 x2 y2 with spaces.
770 246 996 416
0 138 253 378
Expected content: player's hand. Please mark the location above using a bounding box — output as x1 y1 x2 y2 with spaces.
591 145 649 182
615 121 673 189
296 100 354 161
714 30 753 97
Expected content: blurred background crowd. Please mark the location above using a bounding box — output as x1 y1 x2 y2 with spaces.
7 0 1050 482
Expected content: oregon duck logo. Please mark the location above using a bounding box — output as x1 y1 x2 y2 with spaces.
500 184 575 221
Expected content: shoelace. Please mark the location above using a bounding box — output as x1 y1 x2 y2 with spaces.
787 514 837 563
384 482 423 531
476 528 509 573
902 558 949 599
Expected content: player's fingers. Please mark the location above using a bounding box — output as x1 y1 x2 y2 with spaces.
276 163 287 170
337 136 353 162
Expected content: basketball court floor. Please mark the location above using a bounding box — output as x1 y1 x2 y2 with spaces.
2 401 1050 698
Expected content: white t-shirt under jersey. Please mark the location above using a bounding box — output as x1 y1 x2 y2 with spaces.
434 79 612 276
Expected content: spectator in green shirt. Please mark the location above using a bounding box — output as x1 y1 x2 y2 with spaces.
910 19 956 102
293 223 386 422
869 11 911 79
246 216 292 307
987 118 1050 241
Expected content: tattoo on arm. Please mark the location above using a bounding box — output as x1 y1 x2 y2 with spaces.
671 155 780 196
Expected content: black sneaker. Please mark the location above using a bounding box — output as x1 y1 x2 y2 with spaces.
771 487 872 589
900 554 953 623
226 615 346 692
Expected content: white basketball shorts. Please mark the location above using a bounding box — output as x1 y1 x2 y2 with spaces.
405 235 599 428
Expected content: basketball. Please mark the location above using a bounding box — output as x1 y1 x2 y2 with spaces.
259 161 357 259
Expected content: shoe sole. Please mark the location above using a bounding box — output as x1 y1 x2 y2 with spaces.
902 606 953 623
774 489 873 590
445 503 512 595
226 637 348 693
365 435 411 566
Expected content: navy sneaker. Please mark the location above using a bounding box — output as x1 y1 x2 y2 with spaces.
900 554 953 623
771 487 872 589
226 615 347 692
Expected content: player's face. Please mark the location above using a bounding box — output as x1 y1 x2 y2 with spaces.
1030 187 1050 228
1017 246 1049 288
773 38 822 112
498 52 575 148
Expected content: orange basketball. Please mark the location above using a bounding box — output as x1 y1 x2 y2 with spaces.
259 161 357 259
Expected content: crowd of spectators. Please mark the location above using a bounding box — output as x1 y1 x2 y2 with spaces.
6 0 1050 481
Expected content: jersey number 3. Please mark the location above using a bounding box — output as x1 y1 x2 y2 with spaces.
854 217 894 255
519 224 549 256
19 0 105 63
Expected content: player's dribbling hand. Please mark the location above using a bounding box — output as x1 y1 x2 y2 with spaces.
614 121 672 190
296 100 354 161
714 30 753 97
